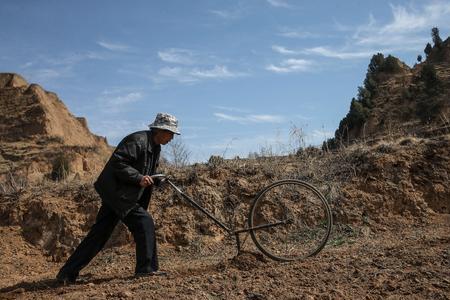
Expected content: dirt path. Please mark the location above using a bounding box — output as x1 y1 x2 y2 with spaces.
1 215 449 299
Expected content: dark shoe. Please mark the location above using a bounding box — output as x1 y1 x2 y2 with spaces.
56 270 77 285
135 271 168 277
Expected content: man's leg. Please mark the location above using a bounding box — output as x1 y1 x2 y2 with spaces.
122 206 158 274
57 204 119 281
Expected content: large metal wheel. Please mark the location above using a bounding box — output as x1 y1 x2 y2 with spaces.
249 179 333 261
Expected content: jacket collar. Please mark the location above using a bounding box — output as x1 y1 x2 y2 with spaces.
147 130 161 153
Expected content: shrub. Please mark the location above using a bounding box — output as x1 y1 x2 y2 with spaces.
424 43 432 58
420 64 440 94
383 55 403 73
51 153 71 180
207 155 224 168
348 99 370 127
322 137 338 151
416 100 443 123
165 137 191 167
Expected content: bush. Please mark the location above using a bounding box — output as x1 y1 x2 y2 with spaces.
383 55 403 73
424 43 432 58
416 100 442 123
207 155 224 168
420 64 440 95
51 153 71 180
348 99 370 127
165 137 191 167
322 137 340 151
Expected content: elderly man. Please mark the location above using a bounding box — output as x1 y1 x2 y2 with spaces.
56 113 180 284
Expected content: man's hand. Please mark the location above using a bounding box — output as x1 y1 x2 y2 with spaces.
139 175 154 187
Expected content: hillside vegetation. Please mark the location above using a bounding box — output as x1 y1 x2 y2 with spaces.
328 31 450 147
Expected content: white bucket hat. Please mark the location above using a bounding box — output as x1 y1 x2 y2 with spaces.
148 112 180 135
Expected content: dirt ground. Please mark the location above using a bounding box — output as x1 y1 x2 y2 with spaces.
1 135 449 299
0 213 449 300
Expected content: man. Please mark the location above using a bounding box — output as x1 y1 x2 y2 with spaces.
56 113 180 284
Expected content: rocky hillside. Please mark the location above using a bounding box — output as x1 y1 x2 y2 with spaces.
1 133 448 262
0 73 111 181
331 35 450 145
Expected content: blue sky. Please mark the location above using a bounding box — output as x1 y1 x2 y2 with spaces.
1 0 449 162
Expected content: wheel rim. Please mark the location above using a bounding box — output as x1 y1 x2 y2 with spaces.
249 179 332 261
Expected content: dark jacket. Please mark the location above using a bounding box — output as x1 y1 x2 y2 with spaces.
94 130 160 218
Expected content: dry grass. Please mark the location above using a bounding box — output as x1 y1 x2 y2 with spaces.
0 171 28 198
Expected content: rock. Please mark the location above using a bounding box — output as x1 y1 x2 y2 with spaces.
117 290 133 298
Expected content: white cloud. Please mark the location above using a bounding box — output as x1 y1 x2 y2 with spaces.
190 65 240 78
209 9 241 19
248 114 285 123
89 119 144 144
214 112 285 123
19 51 107 84
155 65 245 84
155 47 246 84
300 2 450 63
272 45 300 55
267 0 292 8
303 46 378 60
95 89 144 114
43 52 107 66
278 28 316 39
266 58 313 73
214 112 242 122
108 92 143 106
157 67 198 83
97 40 130 52
20 62 34 68
352 2 450 48
158 48 195 65
212 105 249 113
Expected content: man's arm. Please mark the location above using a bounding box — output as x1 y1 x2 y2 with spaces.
110 140 143 185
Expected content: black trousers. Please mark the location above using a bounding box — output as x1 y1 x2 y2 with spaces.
58 196 158 277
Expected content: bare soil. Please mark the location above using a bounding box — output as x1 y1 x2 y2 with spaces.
0 215 449 299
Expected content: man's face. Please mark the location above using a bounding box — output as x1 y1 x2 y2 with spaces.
155 130 174 145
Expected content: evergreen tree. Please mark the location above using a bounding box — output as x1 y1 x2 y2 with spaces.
347 98 369 127
368 53 385 74
424 43 432 58
357 86 372 108
431 27 443 48
383 55 402 73
420 64 439 94
417 55 422 63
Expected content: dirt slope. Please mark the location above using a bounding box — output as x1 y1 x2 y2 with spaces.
0 73 111 181
0 134 449 299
